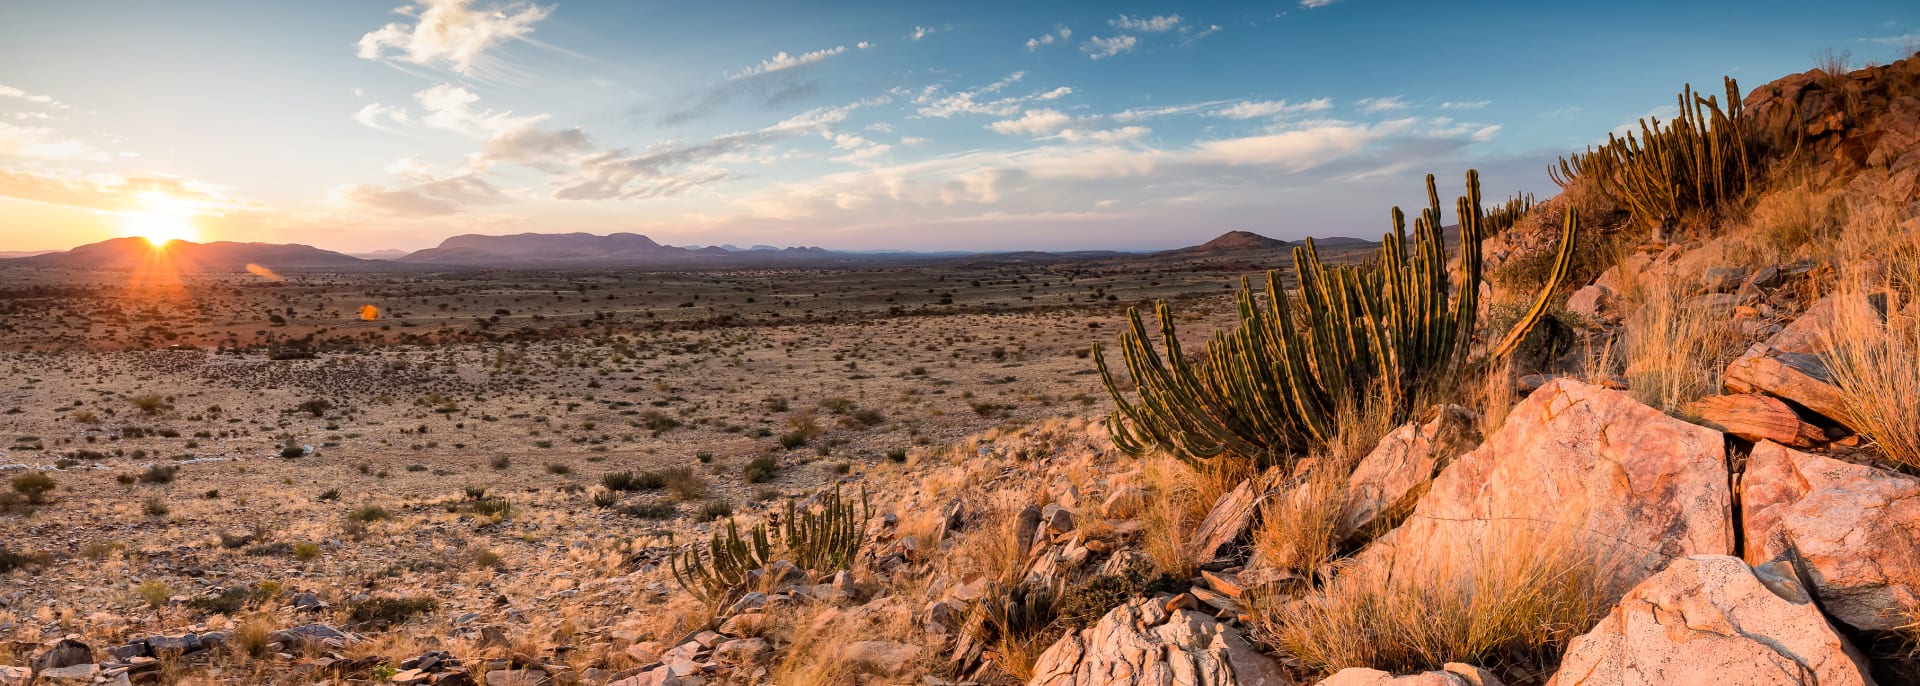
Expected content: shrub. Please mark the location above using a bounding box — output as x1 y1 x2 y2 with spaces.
296 399 333 417
777 431 808 449
744 455 779 483
0 544 43 572
591 489 619 508
347 596 438 629
348 505 389 522
660 467 709 500
973 580 1063 681
545 462 571 475
143 496 170 517
601 471 638 491
490 455 511 470
695 500 733 522
10 472 55 504
619 502 676 519
885 448 908 463
137 580 172 608
468 498 511 519
130 394 169 415
292 542 322 561
139 464 178 484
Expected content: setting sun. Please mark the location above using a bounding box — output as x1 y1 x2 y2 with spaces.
122 209 201 247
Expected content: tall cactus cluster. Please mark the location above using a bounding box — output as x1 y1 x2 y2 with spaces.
1550 77 1752 232
1094 171 1579 470
1484 191 1535 235
669 485 871 603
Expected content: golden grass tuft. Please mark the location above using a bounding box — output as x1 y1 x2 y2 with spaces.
1139 456 1205 579
1249 458 1347 573
1254 520 1625 679
1621 268 1743 417
1820 288 1920 471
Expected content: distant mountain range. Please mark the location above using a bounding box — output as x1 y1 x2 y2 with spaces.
0 230 1362 273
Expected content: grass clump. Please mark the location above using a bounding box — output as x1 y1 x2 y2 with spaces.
138 464 179 484
347 595 438 629
620 502 677 519
10 472 55 504
744 455 779 483
348 505 389 522
1254 523 1623 680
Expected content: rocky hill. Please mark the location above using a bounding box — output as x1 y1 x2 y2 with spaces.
4 237 378 272
398 232 839 267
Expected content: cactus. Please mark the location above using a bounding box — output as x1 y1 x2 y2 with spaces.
1484 191 1535 235
668 485 871 604
1550 77 1750 234
669 518 774 604
1095 170 1578 470
782 484 871 573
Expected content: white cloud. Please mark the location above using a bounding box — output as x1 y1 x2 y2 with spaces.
353 103 413 133
1866 31 1919 46
1025 27 1072 51
336 159 507 216
1191 125 1377 169
0 121 107 161
911 73 1075 118
0 85 63 108
356 0 553 74
1179 24 1222 46
1110 99 1240 123
856 41 873 50
1441 100 1490 110
1359 96 1408 113
1053 126 1151 143
899 136 929 146
1213 98 1334 120
730 45 847 79
1110 14 1181 32
1299 0 1341 7
911 26 937 41
988 109 1073 136
1082 35 1138 59
1471 125 1501 142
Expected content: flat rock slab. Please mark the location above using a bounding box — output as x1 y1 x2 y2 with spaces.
1739 440 1920 631
1027 596 1291 686
1549 555 1871 686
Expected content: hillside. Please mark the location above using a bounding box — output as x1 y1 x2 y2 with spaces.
5 237 378 272
399 232 839 267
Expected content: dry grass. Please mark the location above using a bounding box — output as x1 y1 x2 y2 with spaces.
1254 520 1625 679
1817 170 1920 471
1621 268 1743 417
1139 456 1206 579
1250 457 1347 573
1730 174 1844 265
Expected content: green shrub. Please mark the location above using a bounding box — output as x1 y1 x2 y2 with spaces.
348 505 389 522
744 455 778 483
10 472 55 504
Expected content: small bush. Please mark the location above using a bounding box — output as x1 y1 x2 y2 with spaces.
347 595 438 629
744 455 779 483
777 431 808 449
136 580 172 608
10 472 55 504
292 542 322 561
0 545 44 572
139 464 178 484
545 462 571 475
348 505 389 522
695 500 734 522
490 455 511 470
619 502 677 519
601 470 638 491
143 496 170 517
885 448 908 463
591 489 619 508
660 467 709 500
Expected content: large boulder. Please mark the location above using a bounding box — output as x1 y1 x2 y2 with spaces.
1739 440 1920 631
1027 596 1291 686
1340 405 1480 538
1319 665 1501 686
1358 378 1730 585
1549 555 1872 686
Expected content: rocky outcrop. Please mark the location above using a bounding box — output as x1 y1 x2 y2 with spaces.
1739 441 1920 632
1340 405 1480 538
1358 378 1730 585
1027 596 1291 686
1319 665 1502 686
1723 293 1883 426
1688 394 1827 447
1548 555 1872 686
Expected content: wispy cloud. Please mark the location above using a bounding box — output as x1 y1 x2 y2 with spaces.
0 84 64 109
1298 0 1342 7
729 45 849 79
1110 14 1182 32
1082 35 1138 60
1359 96 1408 113
1213 98 1333 120
988 109 1073 137
352 103 413 133
1440 100 1491 110
909 72 1072 118
1025 26 1072 51
356 0 553 74
0 121 108 161
911 25 938 41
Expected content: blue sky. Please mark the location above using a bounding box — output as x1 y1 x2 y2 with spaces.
0 0 1916 252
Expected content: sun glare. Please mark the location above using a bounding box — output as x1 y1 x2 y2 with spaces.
125 211 201 247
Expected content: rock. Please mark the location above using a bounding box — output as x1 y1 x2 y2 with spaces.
1739 441 1920 631
269 623 347 650
1027 597 1291 686
0 666 28 686
1358 379 1730 588
716 613 767 636
838 640 921 676
34 664 100 685
1186 469 1276 566
1340 405 1481 538
1688 394 1826 447
712 638 770 667
625 641 666 664
1724 293 1884 425
1200 570 1247 599
1046 508 1076 537
1565 284 1617 322
1013 504 1045 555
1702 266 1748 293
31 639 94 673
1320 664 1503 685
291 591 327 610
143 633 203 656
1101 486 1145 519
1548 556 1871 686
485 670 549 686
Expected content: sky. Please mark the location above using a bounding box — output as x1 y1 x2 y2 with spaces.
1 1 1916 254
